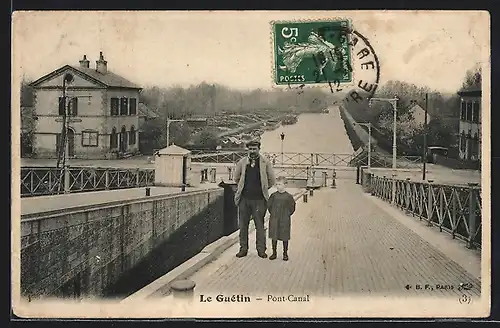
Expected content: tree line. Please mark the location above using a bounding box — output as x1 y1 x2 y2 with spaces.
342 63 482 157
139 82 331 119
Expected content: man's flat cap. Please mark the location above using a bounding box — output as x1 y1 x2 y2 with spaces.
246 140 261 147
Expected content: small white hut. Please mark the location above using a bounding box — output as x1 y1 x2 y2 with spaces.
154 144 192 187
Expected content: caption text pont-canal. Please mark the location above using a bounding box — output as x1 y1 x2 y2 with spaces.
199 294 311 303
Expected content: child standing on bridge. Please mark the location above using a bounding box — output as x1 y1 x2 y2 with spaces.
267 176 296 261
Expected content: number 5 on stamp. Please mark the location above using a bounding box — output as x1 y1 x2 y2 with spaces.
272 20 353 85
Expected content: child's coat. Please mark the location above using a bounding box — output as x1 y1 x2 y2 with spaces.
267 191 296 241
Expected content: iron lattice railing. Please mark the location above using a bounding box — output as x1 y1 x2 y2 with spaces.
370 176 482 249
272 165 311 180
191 150 421 169
21 166 155 197
191 150 248 164
349 151 422 169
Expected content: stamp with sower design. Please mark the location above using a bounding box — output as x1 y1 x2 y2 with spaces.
273 20 353 87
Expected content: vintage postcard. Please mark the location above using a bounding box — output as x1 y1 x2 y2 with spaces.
11 10 490 318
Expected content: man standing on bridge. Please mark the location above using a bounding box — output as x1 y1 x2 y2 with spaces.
234 140 276 258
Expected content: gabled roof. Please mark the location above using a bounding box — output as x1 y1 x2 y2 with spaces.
29 65 141 89
155 144 191 155
407 103 431 115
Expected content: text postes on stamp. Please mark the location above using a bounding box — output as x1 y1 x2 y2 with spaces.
273 20 353 86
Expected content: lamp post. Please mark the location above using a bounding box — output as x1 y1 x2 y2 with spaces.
411 95 429 180
369 95 399 204
166 118 185 147
280 132 285 165
58 73 74 194
356 122 372 169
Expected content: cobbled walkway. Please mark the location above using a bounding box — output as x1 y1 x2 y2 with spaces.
187 180 481 299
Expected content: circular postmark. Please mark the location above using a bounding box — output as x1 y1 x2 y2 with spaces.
340 28 380 108
271 20 380 108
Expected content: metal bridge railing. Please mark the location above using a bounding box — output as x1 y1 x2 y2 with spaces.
272 165 311 180
370 176 482 249
191 150 421 168
266 152 356 167
21 166 155 197
191 150 248 164
349 151 422 169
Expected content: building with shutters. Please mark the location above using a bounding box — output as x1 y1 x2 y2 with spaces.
29 52 142 159
457 85 481 162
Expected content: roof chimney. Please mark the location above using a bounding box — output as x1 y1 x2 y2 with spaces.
96 51 107 74
79 55 90 68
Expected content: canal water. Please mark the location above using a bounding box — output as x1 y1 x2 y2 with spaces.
259 106 354 155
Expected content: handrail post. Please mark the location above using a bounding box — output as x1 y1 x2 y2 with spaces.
383 176 386 200
404 178 411 214
370 173 375 195
93 168 99 189
439 187 444 232
64 166 70 193
210 168 217 183
467 183 479 249
451 191 457 239
426 180 434 226
105 169 109 189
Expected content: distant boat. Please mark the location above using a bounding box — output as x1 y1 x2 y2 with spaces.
322 108 329 113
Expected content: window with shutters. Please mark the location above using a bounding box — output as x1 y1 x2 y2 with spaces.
129 126 136 145
472 102 480 124
129 98 137 115
58 97 65 116
111 98 119 116
460 101 466 121
466 101 472 122
82 130 99 147
58 97 78 116
68 97 78 116
120 98 129 115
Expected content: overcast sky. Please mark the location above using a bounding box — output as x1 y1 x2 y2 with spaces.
13 11 489 93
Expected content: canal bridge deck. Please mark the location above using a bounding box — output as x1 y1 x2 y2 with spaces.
128 179 482 301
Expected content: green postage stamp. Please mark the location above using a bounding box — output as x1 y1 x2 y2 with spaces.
272 20 353 86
